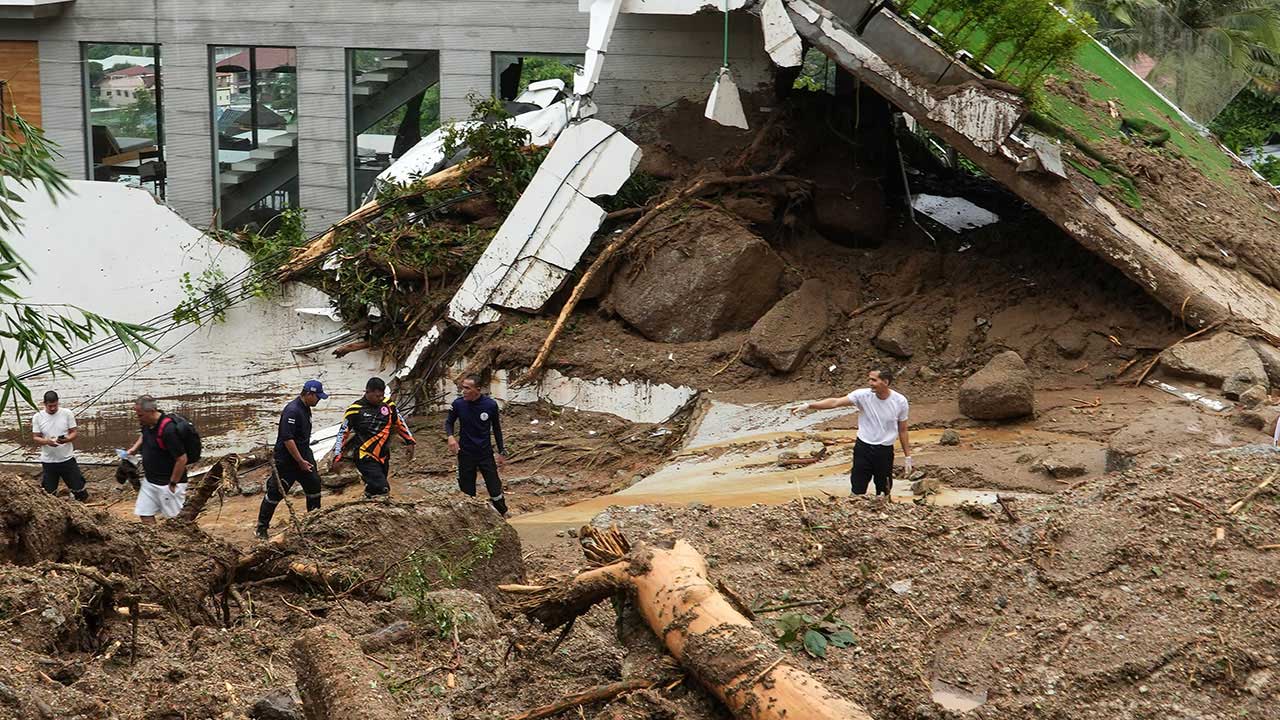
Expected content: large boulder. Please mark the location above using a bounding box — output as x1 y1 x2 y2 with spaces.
1159 332 1267 399
873 315 926 358
744 279 831 373
958 351 1034 420
605 208 784 342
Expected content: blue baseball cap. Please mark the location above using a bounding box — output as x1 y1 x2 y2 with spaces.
302 380 328 399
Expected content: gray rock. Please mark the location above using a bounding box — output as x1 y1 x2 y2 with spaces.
1239 384 1268 409
958 351 1035 420
1224 369 1264 400
420 589 499 640
918 366 940 382
1034 456 1087 479
939 429 961 446
1159 332 1267 396
605 209 784 342
251 688 303 720
1233 406 1280 437
743 279 831 373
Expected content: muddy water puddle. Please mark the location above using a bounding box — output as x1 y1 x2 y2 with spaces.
513 401 1060 544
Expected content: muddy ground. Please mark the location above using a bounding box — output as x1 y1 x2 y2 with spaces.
1 91 1278 720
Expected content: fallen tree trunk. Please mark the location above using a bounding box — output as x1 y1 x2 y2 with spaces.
502 527 871 720
275 158 482 281
177 454 238 522
292 625 400 720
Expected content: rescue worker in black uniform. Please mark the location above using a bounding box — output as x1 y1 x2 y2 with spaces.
255 380 328 539
446 375 509 516
331 377 415 497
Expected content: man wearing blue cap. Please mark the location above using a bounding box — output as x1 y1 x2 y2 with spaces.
256 380 328 538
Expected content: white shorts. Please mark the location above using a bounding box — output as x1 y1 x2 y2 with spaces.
135 481 187 519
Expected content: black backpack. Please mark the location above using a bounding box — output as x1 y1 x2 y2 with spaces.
157 413 203 463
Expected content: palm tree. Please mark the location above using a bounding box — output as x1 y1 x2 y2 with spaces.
1082 0 1280 77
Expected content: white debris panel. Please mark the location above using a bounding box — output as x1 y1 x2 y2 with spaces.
911 194 1000 232
374 81 570 191
761 0 803 67
438 364 696 424
448 118 641 326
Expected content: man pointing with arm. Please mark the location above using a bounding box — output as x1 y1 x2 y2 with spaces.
794 367 912 496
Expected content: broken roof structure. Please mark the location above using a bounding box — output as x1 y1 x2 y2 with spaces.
768 0 1280 338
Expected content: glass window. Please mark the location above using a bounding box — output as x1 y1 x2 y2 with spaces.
83 43 164 198
491 53 581 101
211 46 298 230
348 49 440 208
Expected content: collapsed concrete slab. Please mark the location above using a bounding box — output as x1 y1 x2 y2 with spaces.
447 119 642 327
784 0 1280 339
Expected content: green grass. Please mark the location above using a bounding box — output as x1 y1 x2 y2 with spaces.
1066 158 1143 209
899 0 1238 189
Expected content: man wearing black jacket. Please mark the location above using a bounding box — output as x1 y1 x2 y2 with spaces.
446 376 509 517
256 380 328 539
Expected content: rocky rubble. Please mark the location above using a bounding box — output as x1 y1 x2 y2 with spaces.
1159 331 1269 399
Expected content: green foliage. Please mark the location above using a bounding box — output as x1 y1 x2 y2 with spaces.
793 48 837 93
1080 0 1280 79
233 207 310 297
442 93 549 211
0 104 154 423
1210 84 1280 151
172 265 232 325
1255 154 1280 184
771 610 856 659
364 85 442 138
114 88 158 138
518 56 577 93
902 0 1097 91
388 530 501 636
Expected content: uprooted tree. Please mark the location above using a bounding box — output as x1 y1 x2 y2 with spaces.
502 525 874 720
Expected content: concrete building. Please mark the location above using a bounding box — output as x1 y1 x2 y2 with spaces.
1 0 771 233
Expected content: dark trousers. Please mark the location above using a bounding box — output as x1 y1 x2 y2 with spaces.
256 458 322 530
356 457 391 498
42 458 88 501
458 451 508 515
851 439 894 496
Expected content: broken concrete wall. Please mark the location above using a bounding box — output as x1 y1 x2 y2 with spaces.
1 182 388 461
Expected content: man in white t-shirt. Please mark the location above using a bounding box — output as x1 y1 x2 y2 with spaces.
31 390 89 502
794 367 913 496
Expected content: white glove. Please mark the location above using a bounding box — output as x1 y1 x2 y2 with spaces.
903 456 914 475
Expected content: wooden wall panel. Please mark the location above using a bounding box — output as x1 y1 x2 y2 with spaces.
0 40 42 127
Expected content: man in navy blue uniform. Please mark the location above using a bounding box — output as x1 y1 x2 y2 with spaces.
446 376 509 517
256 380 328 538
